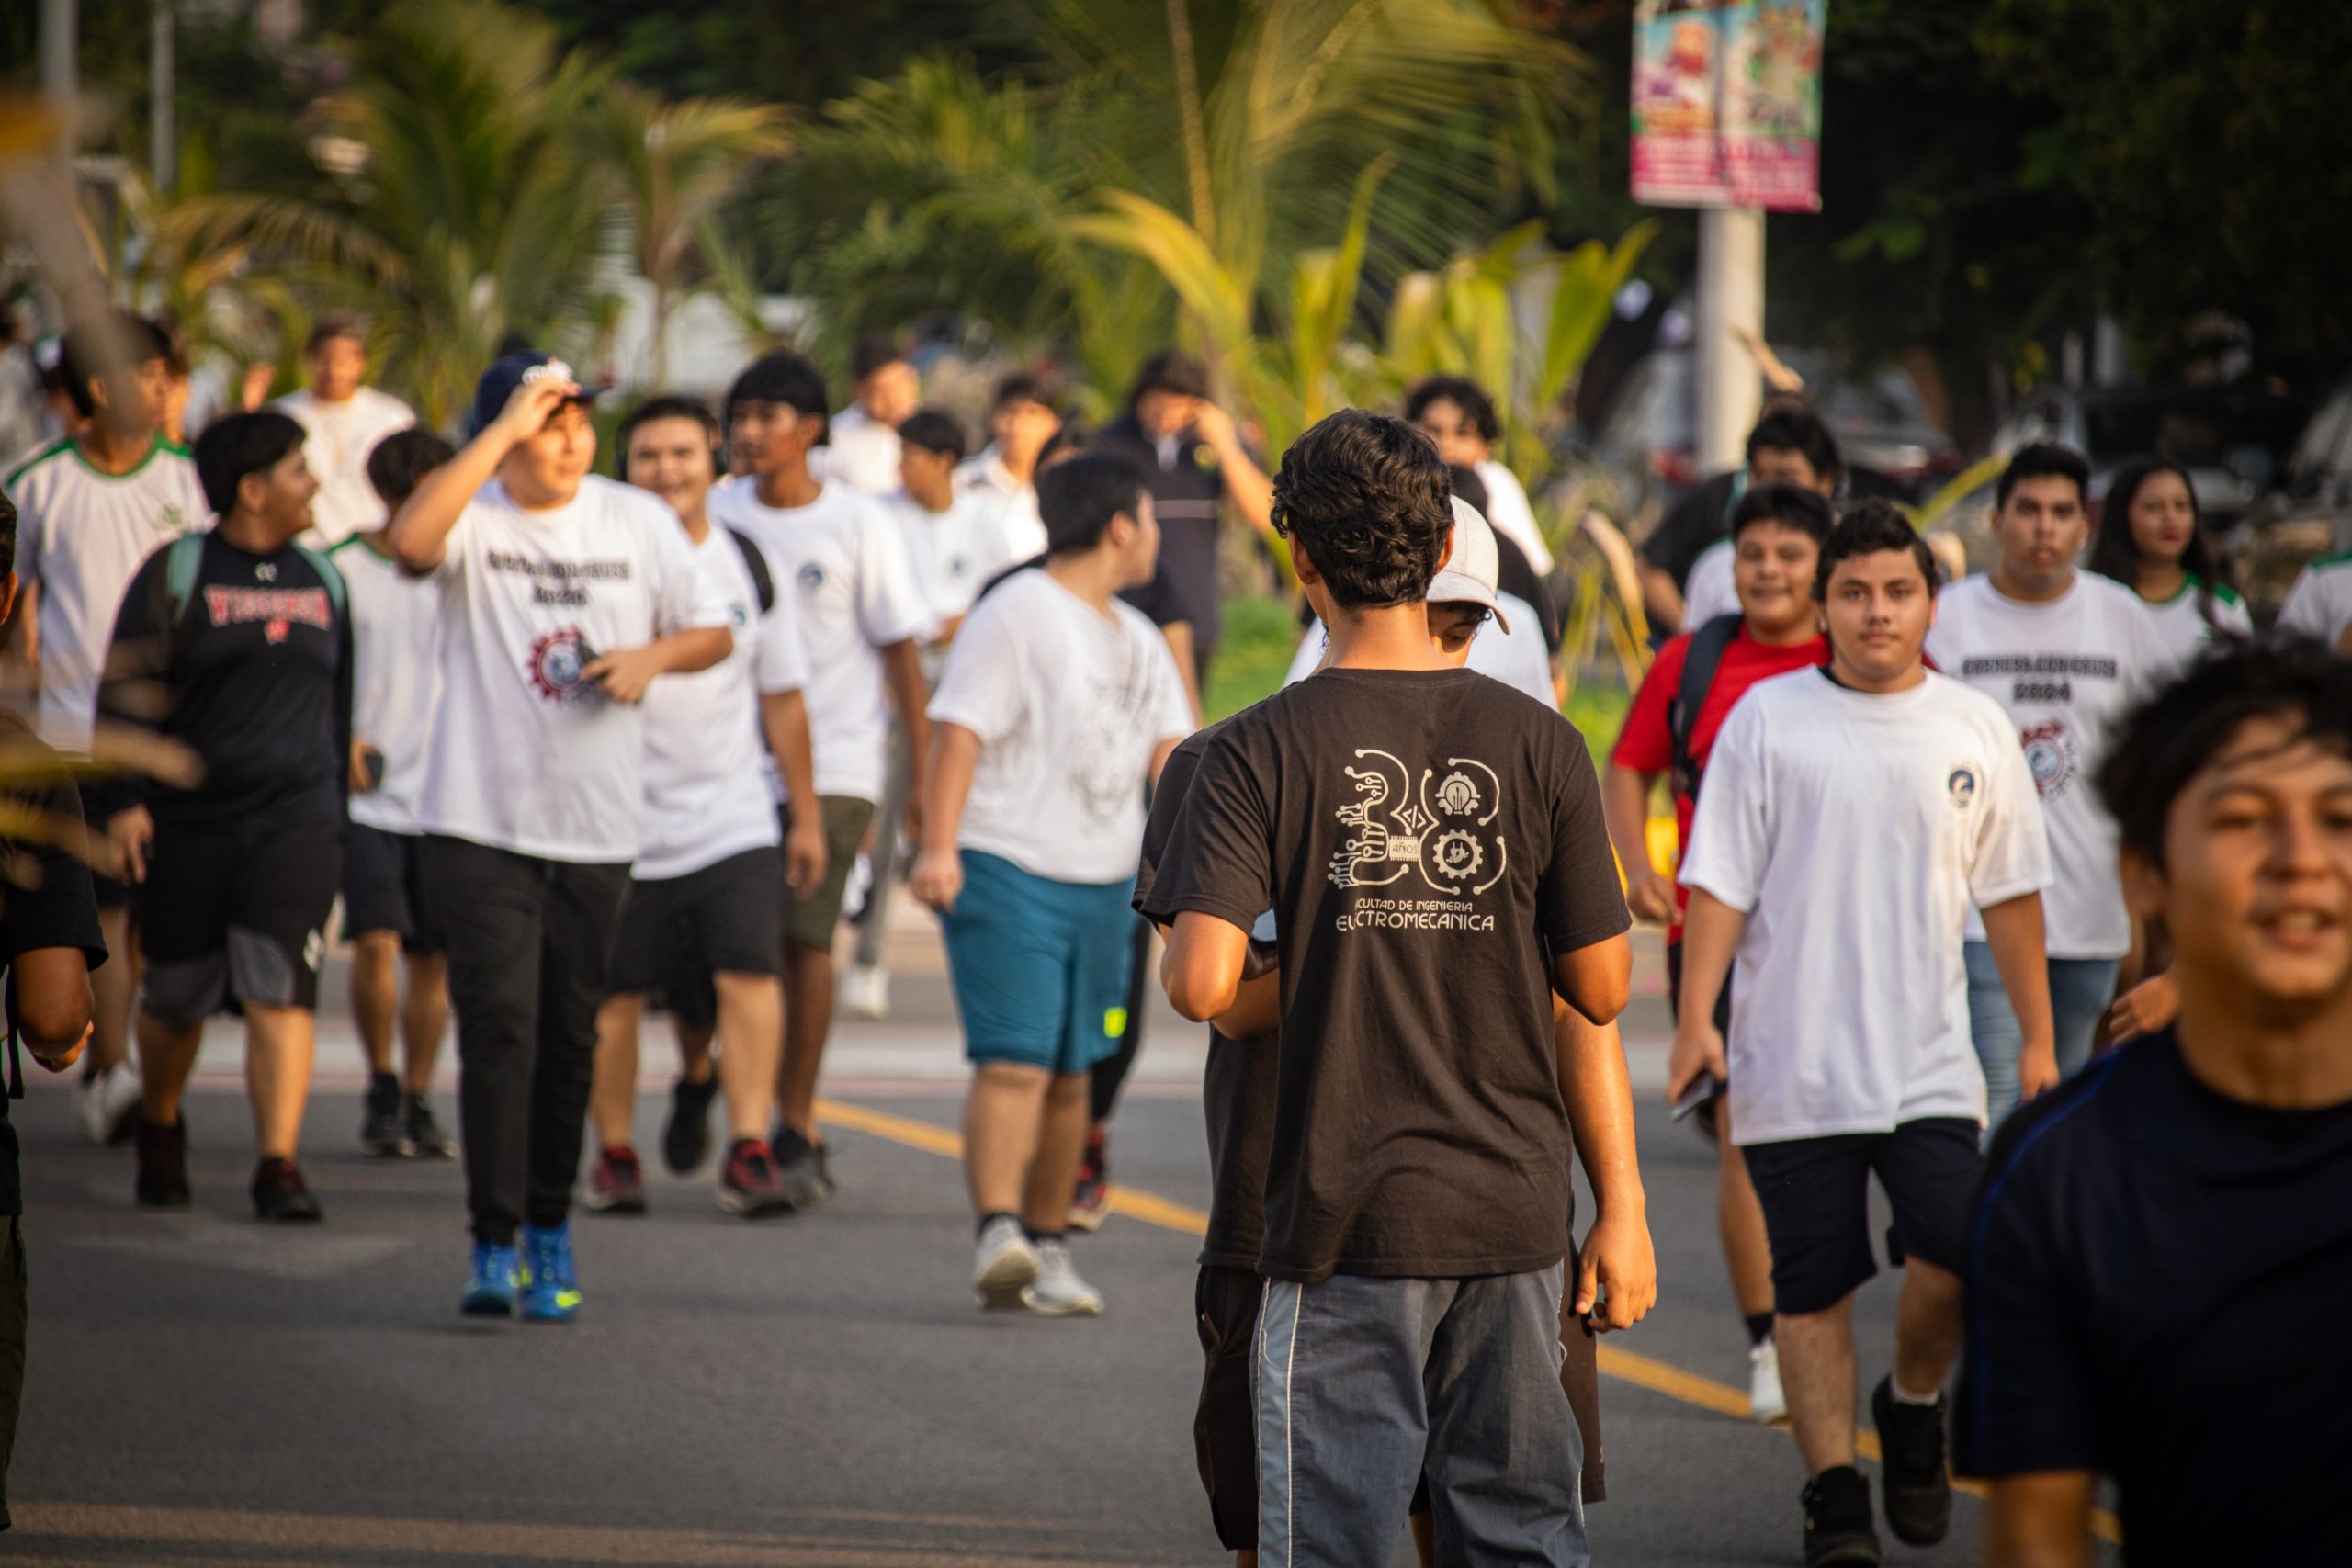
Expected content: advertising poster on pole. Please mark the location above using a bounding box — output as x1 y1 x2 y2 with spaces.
1631 0 1825 212
1630 1 1726 208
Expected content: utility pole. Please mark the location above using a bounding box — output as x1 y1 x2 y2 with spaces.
1692 205 1764 476
152 0 175 194
40 0 78 169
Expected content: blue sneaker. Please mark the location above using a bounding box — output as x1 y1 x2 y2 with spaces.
521 1224 582 1322
461 1241 521 1317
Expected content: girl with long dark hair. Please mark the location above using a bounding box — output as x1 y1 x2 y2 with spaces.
2086 458 2250 657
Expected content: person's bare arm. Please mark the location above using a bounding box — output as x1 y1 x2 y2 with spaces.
389 375 576 574
1190 402 1274 536
9 578 39 671
13 946 94 1071
1637 562 1685 637
1555 998 1655 1330
2107 971 2178 1044
1985 1472 2098 1568
880 637 932 837
579 626 730 705
1163 910 1251 1022
1212 970 1281 1037
1668 886 1747 1101
909 721 979 913
760 689 825 895
1161 623 1203 725
1552 931 1632 1026
1982 891 2059 1101
1603 763 1676 926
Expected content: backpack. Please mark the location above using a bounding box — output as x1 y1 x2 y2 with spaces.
161 532 346 626
726 527 775 614
1667 613 1743 801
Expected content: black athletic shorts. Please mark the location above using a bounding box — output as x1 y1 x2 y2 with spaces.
1193 1264 1262 1553
609 846 785 1017
341 823 445 955
1741 1118 1984 1316
135 818 343 1024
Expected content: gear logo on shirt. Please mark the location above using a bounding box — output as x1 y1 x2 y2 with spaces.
526 627 594 704
1329 749 1508 899
2019 719 2076 800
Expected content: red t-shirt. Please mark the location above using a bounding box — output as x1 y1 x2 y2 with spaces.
1610 625 1829 940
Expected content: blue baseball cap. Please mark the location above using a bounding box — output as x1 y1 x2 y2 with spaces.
467 353 608 437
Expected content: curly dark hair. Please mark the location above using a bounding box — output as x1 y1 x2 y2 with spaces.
1272 410 1452 610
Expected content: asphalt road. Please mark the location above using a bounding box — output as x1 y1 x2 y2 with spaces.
0 920 2116 1567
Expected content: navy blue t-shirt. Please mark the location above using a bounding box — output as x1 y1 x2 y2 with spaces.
1958 1028 2352 1563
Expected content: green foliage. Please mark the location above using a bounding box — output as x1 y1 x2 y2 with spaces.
1203 594 1302 721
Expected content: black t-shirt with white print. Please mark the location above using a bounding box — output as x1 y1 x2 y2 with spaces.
1142 666 1630 1284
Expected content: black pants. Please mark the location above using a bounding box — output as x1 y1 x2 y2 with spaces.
423 837 630 1245
0 1217 22 1530
1088 911 1155 1124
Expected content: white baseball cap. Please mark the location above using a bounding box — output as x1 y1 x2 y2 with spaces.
1427 494 1511 634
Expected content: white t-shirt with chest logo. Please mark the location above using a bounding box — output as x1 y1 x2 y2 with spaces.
1925 572 2174 959
887 488 1019 634
707 477 933 806
6 438 208 756
332 535 441 834
275 387 414 547
1679 668 2052 1142
414 475 729 863
635 527 809 882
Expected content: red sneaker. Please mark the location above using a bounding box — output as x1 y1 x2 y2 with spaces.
583 1146 647 1214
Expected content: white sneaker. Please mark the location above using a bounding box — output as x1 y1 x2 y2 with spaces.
842 964 890 1021
75 1062 143 1146
1024 1238 1104 1317
973 1215 1040 1311
1749 1337 1787 1424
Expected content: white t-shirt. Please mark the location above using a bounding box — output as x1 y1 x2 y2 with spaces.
6 437 208 755
1680 538 1738 628
1283 593 1555 708
1925 572 2174 959
812 406 902 496
1474 458 1554 576
274 387 414 547
332 535 442 834
1679 669 2052 1143
956 447 1049 560
707 477 933 805
414 476 730 863
636 526 809 882
2137 576 2252 663
886 489 1019 633
2279 555 2352 651
930 569 1192 885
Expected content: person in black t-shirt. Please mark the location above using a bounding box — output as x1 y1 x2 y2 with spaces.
96 412 352 1223
1960 636 2352 1568
1636 401 1841 636
1144 410 1637 1567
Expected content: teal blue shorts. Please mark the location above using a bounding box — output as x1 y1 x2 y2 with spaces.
940 850 1138 1074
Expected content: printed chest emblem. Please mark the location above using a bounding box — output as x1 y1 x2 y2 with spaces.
2019 719 2076 799
1329 749 1508 897
526 627 597 703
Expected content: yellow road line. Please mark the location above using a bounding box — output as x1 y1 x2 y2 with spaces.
818 1097 2121 1547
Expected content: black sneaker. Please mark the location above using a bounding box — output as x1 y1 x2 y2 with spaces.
1871 1377 1953 1545
404 1094 455 1158
1801 1465 1882 1567
252 1157 323 1222
717 1139 795 1217
360 1073 408 1157
770 1124 829 1210
661 1075 719 1175
135 1118 191 1208
583 1147 648 1214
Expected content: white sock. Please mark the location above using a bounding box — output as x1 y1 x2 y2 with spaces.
1889 1376 1942 1407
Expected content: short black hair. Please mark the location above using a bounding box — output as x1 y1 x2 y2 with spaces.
1273 410 1453 611
0 491 17 578
1814 498 1939 601
897 409 967 463
58 310 173 419
851 333 910 383
726 352 831 441
1996 441 2091 510
1404 376 1502 446
1446 463 1491 518
617 396 721 482
1126 349 1209 412
1746 403 1843 486
2097 636 2352 873
1037 452 1147 555
366 427 457 509
991 371 1055 412
194 411 308 517
1732 481 1836 546
305 312 367 357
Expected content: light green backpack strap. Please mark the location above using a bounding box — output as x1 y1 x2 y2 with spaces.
291 542 346 617
161 533 207 626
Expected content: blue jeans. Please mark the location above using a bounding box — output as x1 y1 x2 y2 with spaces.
1256 1264 1586 1568
1963 943 2120 1132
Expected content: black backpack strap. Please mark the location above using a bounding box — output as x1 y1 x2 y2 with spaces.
5 971 20 1103
727 527 775 615
1668 614 1744 800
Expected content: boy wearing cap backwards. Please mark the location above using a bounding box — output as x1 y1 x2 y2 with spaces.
390 355 732 1321
1147 410 1634 1566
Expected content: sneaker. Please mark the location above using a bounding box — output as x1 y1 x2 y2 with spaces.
717 1139 795 1217
520 1224 582 1322
972 1214 1040 1311
1870 1377 1953 1546
1749 1336 1788 1424
660 1075 718 1175
582 1147 647 1214
252 1157 323 1222
771 1124 830 1210
1067 1131 1110 1233
360 1073 408 1157
76 1061 143 1146
461 1241 522 1317
1024 1237 1104 1317
1800 1465 1882 1567
841 963 891 1020
134 1117 190 1208
404 1094 455 1159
